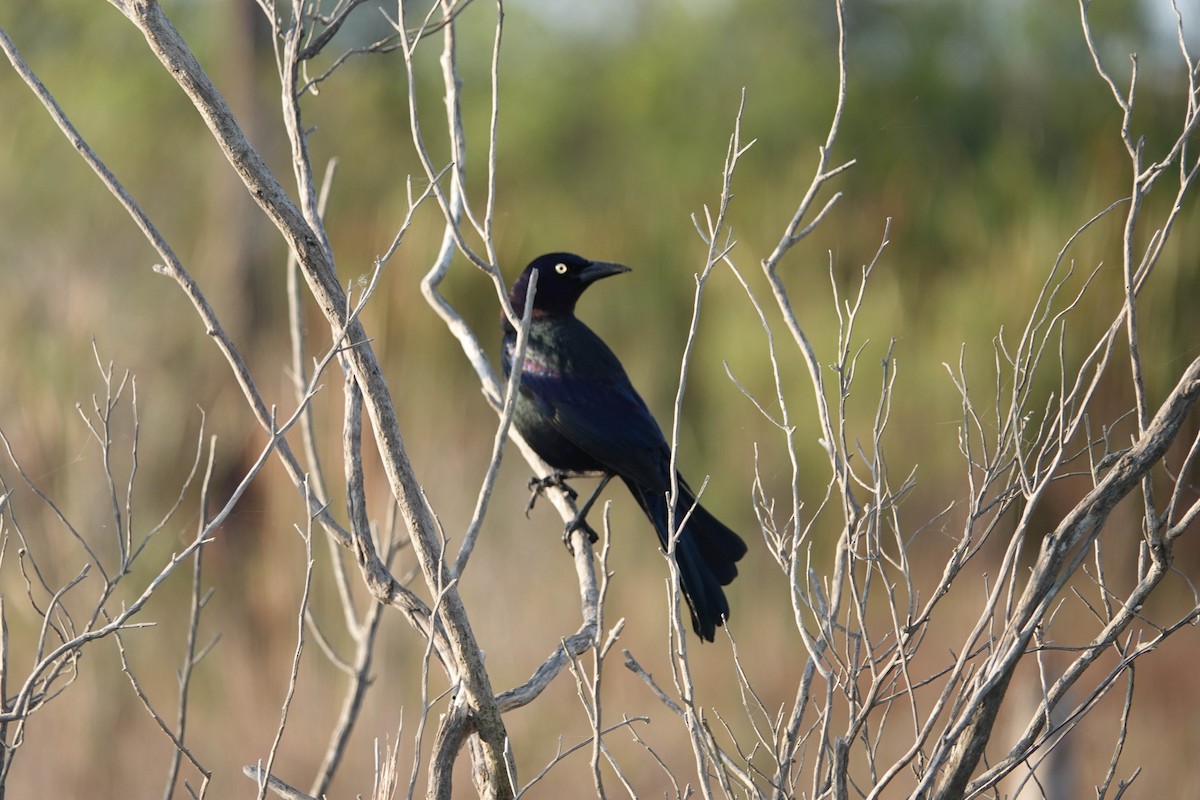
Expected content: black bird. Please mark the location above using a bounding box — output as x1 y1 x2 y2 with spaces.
501 252 748 641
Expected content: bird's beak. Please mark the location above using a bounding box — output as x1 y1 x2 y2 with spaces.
579 260 631 284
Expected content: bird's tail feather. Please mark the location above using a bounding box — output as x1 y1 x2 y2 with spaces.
623 477 748 642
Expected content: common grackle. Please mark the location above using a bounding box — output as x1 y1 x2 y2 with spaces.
501 252 748 641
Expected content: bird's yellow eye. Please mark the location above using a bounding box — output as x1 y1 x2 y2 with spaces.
554 263 569 274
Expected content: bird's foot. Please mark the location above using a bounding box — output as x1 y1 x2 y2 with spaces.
560 472 613 553
526 472 576 517
562 516 600 554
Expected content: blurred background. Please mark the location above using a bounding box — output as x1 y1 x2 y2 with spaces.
1 0 1198 796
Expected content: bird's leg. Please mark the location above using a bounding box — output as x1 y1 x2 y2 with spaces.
526 471 577 517
563 473 614 550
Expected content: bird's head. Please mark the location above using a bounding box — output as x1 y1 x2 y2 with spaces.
509 252 631 316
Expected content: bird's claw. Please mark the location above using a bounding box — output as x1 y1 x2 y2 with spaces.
562 518 600 554
527 471 609 554
526 472 576 517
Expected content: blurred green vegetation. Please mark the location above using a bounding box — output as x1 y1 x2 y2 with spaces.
1 0 1199 796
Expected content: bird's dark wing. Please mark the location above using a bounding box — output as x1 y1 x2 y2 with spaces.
504 323 672 491
512 342 672 491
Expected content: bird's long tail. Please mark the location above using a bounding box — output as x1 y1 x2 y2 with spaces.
622 476 748 641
